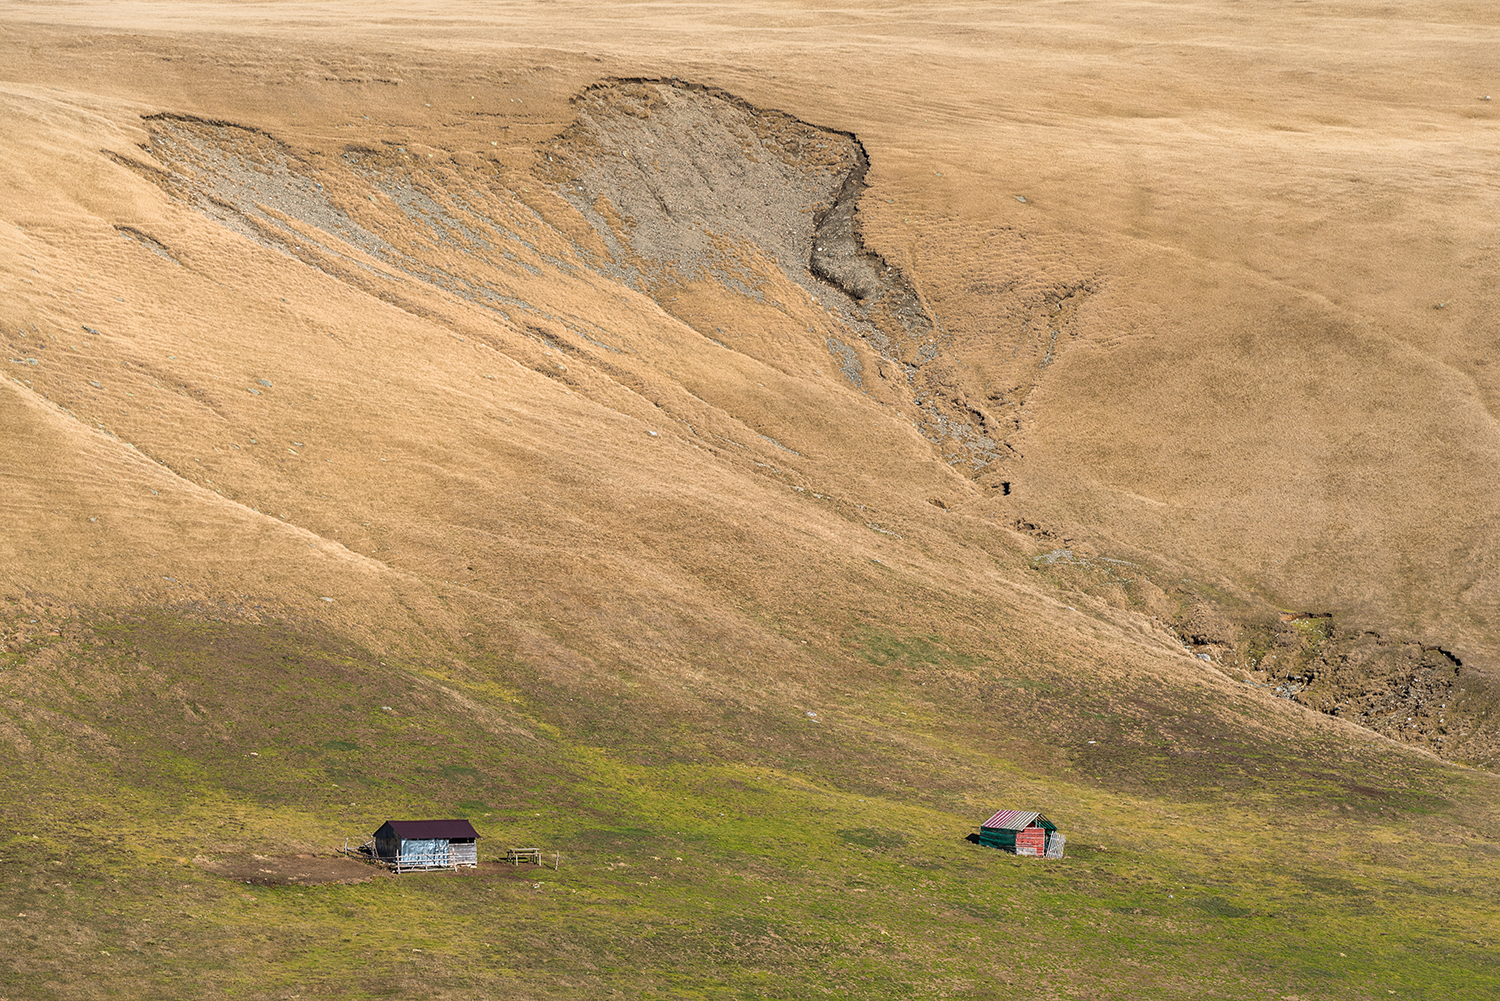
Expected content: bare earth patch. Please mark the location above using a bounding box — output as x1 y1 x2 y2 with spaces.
198 853 390 886
198 854 556 886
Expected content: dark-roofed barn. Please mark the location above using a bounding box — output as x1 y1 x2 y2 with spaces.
373 819 480 871
975 810 1064 858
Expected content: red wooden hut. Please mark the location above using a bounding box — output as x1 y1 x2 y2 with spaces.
975 809 1064 858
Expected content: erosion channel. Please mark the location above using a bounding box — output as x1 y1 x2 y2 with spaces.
99 77 1500 773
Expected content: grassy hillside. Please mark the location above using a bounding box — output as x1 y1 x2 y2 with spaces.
4 5 1500 999
3 603 1499 999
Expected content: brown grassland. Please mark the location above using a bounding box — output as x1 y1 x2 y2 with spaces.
2 2 1500 998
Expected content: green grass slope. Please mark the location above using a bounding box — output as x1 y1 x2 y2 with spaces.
2 603 1499 1000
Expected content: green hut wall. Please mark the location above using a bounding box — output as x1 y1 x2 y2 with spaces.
977 828 1019 850
977 810 1060 857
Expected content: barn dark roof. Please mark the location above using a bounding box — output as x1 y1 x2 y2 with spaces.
980 809 1057 832
377 819 480 840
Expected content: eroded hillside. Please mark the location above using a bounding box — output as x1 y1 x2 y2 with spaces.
4 7 1500 1000
17 72 1491 769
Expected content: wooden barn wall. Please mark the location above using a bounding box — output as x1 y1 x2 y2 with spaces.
375 830 401 861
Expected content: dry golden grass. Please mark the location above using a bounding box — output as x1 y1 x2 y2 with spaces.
3 2 1500 997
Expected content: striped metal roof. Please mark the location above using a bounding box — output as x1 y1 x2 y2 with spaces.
980 809 1056 831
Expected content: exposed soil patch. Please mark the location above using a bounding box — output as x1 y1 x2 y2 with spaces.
543 78 1011 472
1027 544 1500 769
199 855 557 886
116 112 607 359
199 853 390 886
1241 621 1498 764
543 78 926 327
113 87 1021 474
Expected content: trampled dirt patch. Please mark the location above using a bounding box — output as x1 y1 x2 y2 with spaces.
199 854 559 886
199 853 392 886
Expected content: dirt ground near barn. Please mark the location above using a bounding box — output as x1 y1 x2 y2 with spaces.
198 853 390 887
197 853 557 886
